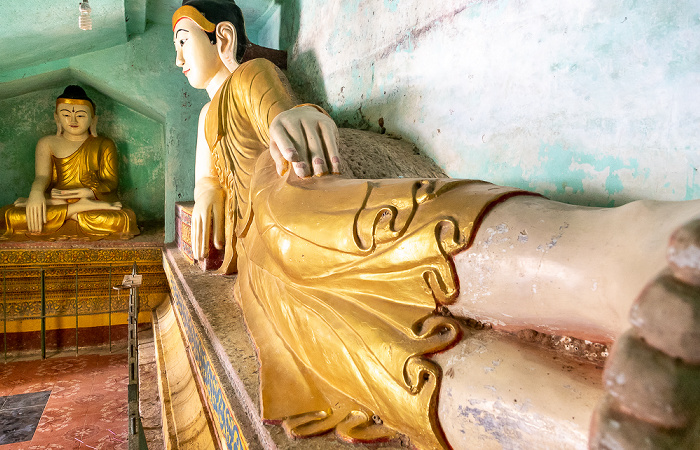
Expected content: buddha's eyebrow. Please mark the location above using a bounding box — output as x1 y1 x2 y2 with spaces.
175 29 189 40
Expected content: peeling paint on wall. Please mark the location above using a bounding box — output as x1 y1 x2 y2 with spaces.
282 0 700 206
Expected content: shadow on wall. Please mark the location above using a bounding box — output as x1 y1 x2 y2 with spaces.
277 0 334 125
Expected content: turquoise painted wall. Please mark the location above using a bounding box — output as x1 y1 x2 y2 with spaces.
0 23 209 241
279 0 700 206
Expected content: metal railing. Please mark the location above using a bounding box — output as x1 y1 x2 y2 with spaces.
115 263 148 450
2 261 148 448
1 263 138 361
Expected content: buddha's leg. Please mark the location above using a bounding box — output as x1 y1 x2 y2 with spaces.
1 204 68 237
73 208 139 238
450 196 700 343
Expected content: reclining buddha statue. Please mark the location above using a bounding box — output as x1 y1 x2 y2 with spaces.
172 1 700 448
0 85 139 241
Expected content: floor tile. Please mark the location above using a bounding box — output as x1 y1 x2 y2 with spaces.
0 404 46 445
2 391 51 409
0 349 129 449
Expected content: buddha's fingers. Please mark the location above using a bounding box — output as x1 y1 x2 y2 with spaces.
211 200 225 251
318 119 340 175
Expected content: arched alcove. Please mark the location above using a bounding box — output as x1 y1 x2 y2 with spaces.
0 82 166 229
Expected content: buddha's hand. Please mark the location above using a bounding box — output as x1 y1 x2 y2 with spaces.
269 105 340 178
191 185 225 261
51 188 95 200
26 190 47 233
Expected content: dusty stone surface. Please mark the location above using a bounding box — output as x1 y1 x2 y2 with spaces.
337 128 447 180
137 327 166 450
629 272 700 364
602 331 700 429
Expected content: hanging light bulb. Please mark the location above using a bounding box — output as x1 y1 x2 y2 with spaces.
79 0 92 30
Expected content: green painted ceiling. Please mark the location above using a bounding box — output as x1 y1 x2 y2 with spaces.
1 0 279 73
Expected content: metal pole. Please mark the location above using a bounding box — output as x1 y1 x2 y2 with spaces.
41 268 46 360
75 266 79 356
3 270 7 363
109 264 112 353
128 262 139 444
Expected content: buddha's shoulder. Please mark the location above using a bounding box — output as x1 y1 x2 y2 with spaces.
233 58 277 81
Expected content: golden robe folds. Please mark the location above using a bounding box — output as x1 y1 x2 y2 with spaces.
1 136 138 240
208 59 530 449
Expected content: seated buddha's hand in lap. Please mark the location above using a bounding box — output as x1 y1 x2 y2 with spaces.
191 183 225 261
269 105 340 178
26 190 47 233
51 187 95 200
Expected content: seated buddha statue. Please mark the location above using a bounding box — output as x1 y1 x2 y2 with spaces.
0 85 139 241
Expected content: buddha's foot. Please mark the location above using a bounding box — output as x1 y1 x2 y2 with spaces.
589 219 700 449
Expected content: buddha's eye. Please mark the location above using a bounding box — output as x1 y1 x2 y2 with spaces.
179 39 187 46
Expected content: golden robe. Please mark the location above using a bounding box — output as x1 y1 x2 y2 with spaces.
1 136 139 240
208 59 532 449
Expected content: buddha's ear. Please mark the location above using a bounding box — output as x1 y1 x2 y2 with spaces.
54 111 62 136
89 115 98 137
215 21 238 72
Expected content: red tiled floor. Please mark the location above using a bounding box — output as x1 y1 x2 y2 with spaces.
0 349 128 449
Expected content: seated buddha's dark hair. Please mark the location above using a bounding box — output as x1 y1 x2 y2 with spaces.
57 85 96 114
182 0 250 63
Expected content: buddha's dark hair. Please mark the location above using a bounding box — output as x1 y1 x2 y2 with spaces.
182 0 250 63
57 85 96 114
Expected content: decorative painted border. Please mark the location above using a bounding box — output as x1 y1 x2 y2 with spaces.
162 252 247 450
175 202 196 263
0 247 163 266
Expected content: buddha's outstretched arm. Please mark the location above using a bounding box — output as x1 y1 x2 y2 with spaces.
192 101 225 261
25 137 53 233
236 59 340 179
269 105 340 178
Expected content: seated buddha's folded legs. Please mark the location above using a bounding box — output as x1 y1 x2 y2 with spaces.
0 204 138 239
1 204 68 238
74 209 139 238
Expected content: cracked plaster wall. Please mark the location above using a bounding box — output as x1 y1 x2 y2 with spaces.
280 0 700 206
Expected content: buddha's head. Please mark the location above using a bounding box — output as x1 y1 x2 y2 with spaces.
172 0 250 90
55 85 97 139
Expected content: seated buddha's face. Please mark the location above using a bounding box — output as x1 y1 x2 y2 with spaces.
56 102 92 139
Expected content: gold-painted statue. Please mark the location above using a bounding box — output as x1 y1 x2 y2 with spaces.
0 86 139 241
173 1 700 448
